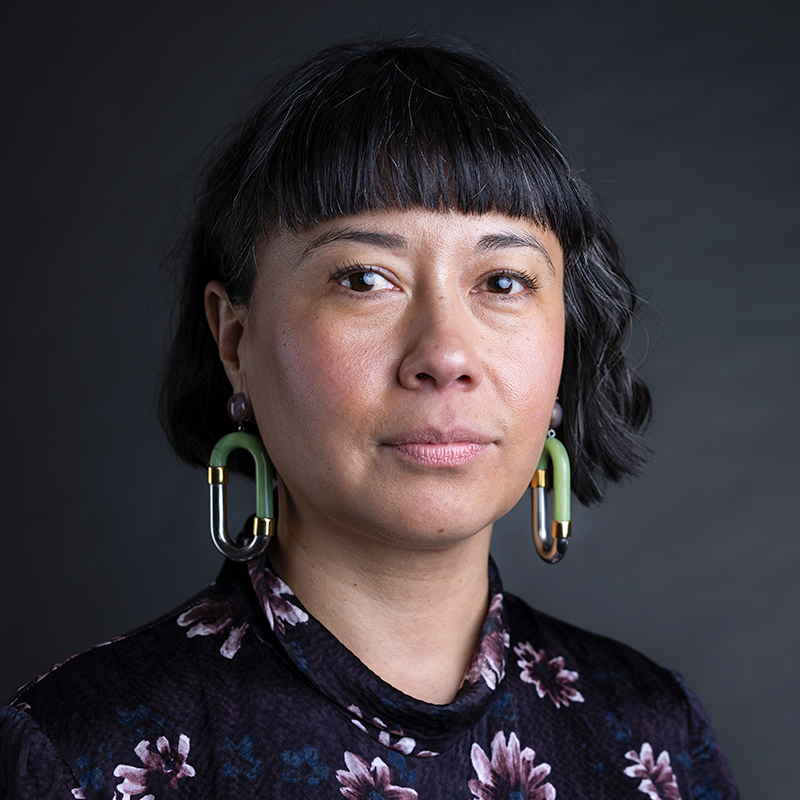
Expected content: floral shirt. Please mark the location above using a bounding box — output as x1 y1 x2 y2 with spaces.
1 553 738 799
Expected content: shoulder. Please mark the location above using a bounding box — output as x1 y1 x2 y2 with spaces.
1 564 298 798
504 590 685 714
1 582 245 798
12 583 233 715
1 703 84 798
502 592 740 799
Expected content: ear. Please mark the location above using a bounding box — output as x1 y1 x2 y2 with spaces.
205 280 249 394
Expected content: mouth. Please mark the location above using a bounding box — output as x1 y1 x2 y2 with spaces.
382 429 494 468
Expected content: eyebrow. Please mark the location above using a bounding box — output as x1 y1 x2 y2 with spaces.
300 225 555 272
474 232 555 273
301 228 408 261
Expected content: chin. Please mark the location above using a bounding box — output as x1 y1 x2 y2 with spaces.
367 502 500 550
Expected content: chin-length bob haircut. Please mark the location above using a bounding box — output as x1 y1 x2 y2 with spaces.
160 33 651 506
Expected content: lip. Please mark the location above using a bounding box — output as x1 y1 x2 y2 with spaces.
382 429 494 468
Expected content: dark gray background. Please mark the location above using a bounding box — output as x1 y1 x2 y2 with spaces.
2 1 797 796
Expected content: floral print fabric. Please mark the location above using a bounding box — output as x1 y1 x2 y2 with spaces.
469 731 555 800
0 556 739 798
624 743 682 800
513 642 585 709
113 734 196 797
336 752 418 799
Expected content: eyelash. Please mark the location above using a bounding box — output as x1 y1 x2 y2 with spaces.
329 262 540 295
329 262 393 294
330 261 381 280
481 270 540 295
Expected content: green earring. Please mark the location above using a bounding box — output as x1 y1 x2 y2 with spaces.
207 395 275 560
531 402 571 564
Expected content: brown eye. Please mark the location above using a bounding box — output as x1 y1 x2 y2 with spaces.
350 272 377 291
339 269 393 292
485 274 525 295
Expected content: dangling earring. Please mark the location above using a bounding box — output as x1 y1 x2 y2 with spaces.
531 401 572 564
227 392 251 429
207 393 274 560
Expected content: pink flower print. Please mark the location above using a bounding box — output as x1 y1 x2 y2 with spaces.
346 705 437 757
464 594 509 689
336 752 418 799
113 734 196 798
624 743 682 800
469 731 555 800
249 561 309 634
513 642 585 709
177 594 248 659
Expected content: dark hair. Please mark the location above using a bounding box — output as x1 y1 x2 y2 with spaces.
159 33 651 505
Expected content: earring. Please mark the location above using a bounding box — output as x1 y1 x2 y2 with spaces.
207 395 274 560
531 401 572 564
228 392 251 430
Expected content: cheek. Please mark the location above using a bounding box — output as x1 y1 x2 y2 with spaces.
501 317 564 401
267 315 391 428
496 320 565 457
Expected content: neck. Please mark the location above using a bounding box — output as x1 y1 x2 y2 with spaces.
268 515 493 705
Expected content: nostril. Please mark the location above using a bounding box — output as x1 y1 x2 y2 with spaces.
416 372 431 381
457 374 469 382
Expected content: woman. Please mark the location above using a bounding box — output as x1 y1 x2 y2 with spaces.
1 35 738 798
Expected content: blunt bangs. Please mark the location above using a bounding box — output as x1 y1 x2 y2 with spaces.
238 39 595 256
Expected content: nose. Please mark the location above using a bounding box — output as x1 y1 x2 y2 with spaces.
398 295 484 391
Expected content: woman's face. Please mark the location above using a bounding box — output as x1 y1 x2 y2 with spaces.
223 208 564 551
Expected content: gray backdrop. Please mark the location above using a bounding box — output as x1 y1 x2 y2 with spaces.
3 1 797 796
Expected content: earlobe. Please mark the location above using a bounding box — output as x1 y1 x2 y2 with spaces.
204 280 248 391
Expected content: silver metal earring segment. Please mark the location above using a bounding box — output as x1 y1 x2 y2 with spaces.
531 401 572 564
207 395 274 560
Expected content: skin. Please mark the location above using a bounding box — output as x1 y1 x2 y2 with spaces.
206 208 565 703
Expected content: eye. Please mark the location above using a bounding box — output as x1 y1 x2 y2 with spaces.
481 272 537 295
335 266 394 293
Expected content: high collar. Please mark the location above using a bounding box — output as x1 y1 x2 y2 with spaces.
244 550 510 756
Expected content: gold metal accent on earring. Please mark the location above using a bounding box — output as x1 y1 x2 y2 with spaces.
208 466 228 485
532 469 551 489
552 520 571 540
253 516 274 541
